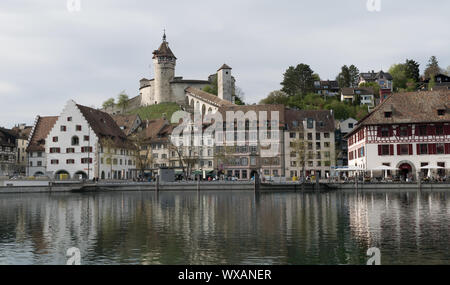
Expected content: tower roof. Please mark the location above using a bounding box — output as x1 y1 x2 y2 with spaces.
153 32 177 59
218 64 232 71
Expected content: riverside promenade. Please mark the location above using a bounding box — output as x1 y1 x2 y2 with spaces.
0 179 449 194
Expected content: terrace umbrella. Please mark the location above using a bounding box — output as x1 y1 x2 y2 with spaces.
371 165 398 179
420 164 445 178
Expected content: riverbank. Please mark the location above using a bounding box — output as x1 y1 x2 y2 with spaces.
0 180 449 194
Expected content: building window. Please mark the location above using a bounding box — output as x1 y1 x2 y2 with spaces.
67 117 72 121
84 136 90 141
81 158 92 164
417 125 427 136
60 126 67 132
399 126 408 137
307 118 314 129
66 148 75 153
398 144 410 155
316 133 320 140
37 152 42 157
418 144 428 155
324 133 330 139
290 132 296 139
52 136 58 142
51 160 59 165
71 136 79 146
76 125 82 131
437 143 445 154
307 133 313 140
81 147 93 153
436 125 444 135
381 127 390 137
66 159 75 164
437 109 445 116
384 112 392 118
50 147 60 153
37 161 42 167
379 145 391 156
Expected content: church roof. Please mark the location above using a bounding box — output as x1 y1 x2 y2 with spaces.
153 41 177 59
185 87 234 107
218 64 232 71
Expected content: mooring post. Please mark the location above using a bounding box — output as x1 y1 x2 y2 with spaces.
315 175 320 191
417 171 421 192
197 174 200 192
254 172 260 193
155 175 160 192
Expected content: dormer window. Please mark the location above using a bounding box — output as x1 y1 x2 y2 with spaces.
437 109 445 116
384 112 392 118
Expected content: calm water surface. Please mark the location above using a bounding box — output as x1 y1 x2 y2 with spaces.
0 190 449 265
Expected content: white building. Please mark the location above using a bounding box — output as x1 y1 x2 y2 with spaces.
138 33 235 107
346 90 450 180
27 116 58 177
30 100 137 180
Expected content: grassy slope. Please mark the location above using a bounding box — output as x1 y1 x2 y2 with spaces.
128 102 182 121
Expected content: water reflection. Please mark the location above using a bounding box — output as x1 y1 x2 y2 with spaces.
0 190 448 265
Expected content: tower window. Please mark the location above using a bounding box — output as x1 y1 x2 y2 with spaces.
437 109 445 116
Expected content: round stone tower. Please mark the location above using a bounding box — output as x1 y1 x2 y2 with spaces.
153 32 177 104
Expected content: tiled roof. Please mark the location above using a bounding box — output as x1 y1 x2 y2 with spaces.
285 109 335 132
218 64 232 71
152 41 176 59
11 126 32 140
0 127 17 147
76 104 132 149
185 87 234 107
137 118 169 143
356 90 450 127
26 116 58 152
112 114 140 136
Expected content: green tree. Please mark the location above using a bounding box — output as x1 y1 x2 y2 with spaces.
389 64 408 92
260 90 290 105
336 65 352 88
424 56 441 79
359 82 380 97
102 98 115 113
348 65 360 87
281 64 315 96
233 86 245 105
405 59 420 82
202 76 218 95
117 92 129 114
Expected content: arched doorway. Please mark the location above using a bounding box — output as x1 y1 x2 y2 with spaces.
397 161 414 181
74 171 88 180
55 170 70 180
101 171 105 180
33 171 45 177
250 170 258 180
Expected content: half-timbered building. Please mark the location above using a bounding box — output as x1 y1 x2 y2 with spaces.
346 90 450 180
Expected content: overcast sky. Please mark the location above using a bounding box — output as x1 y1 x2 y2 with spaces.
0 0 449 128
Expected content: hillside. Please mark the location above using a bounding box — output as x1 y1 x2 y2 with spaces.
128 102 182 121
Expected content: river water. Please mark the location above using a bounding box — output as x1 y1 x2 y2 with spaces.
0 190 448 265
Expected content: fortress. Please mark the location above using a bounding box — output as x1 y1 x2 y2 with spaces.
138 33 236 108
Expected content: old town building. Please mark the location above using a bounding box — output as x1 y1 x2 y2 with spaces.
346 90 450 179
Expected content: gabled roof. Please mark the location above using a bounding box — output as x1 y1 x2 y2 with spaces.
112 114 141 136
348 90 450 135
186 87 234 107
152 41 176 59
76 104 131 148
0 127 17 147
27 116 58 152
218 64 232 71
